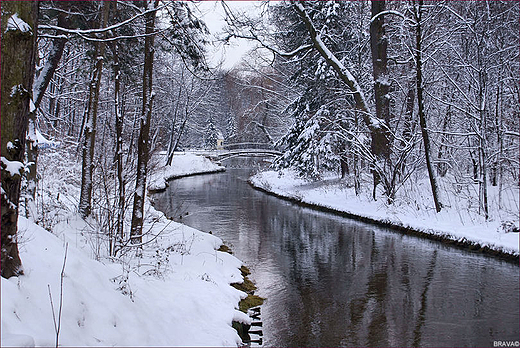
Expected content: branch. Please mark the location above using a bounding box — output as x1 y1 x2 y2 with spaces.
370 9 416 25
221 1 313 59
38 4 168 36
291 1 379 131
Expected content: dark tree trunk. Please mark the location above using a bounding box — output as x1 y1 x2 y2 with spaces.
402 81 416 145
78 2 109 218
1 1 39 278
340 156 349 179
130 0 159 244
370 0 391 200
414 0 442 213
33 4 70 109
166 75 184 166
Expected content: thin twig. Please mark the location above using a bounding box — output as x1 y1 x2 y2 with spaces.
48 243 68 348
57 243 68 347
47 284 58 336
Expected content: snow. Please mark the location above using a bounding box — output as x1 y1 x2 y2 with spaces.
35 129 60 149
6 13 32 34
2 214 248 347
2 151 250 347
1 157 24 177
29 99 36 113
148 152 225 191
250 169 520 257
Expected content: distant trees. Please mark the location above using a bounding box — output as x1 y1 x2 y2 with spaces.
1 1 39 278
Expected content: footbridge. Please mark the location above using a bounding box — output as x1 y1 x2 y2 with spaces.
190 142 281 162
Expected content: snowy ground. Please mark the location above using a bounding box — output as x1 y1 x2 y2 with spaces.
250 169 519 257
148 152 225 191
2 151 249 347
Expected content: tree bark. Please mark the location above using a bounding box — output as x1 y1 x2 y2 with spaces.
370 0 391 200
370 0 391 158
436 104 451 177
33 3 71 109
78 2 110 219
166 73 184 166
414 0 442 213
1 1 39 278
130 0 159 244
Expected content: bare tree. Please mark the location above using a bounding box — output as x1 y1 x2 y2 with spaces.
412 0 442 212
369 0 391 200
130 0 159 244
78 1 110 218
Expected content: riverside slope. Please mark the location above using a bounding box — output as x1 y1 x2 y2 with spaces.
250 169 519 259
1 153 248 347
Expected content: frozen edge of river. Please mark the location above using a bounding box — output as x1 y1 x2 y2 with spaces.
249 170 519 262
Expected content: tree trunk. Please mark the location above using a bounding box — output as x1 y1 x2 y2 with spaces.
166 75 184 166
436 104 451 177
109 38 125 255
370 0 391 154
292 1 392 200
414 0 442 213
340 156 349 179
370 0 391 201
1 1 39 278
478 71 489 220
26 8 70 220
78 2 110 219
130 0 159 244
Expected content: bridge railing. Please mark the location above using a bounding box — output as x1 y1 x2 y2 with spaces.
222 142 275 151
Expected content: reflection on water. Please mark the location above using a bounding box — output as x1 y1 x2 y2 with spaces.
152 169 519 347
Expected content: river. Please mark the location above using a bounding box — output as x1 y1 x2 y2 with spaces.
152 169 519 347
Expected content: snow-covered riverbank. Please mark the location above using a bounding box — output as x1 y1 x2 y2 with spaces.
148 152 225 191
2 152 249 347
250 169 519 259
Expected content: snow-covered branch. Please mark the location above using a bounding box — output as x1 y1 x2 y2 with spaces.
38 4 167 36
290 1 378 131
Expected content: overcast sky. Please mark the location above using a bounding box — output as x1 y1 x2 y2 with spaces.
193 1 262 70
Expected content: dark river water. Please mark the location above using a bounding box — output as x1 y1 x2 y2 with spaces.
152 169 519 347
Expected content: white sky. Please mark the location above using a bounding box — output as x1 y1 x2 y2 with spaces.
193 1 262 70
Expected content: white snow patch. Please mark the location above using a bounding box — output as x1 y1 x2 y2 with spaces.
35 129 60 149
148 152 225 191
1 157 24 177
6 13 32 34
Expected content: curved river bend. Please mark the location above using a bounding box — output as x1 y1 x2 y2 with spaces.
152 169 519 347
